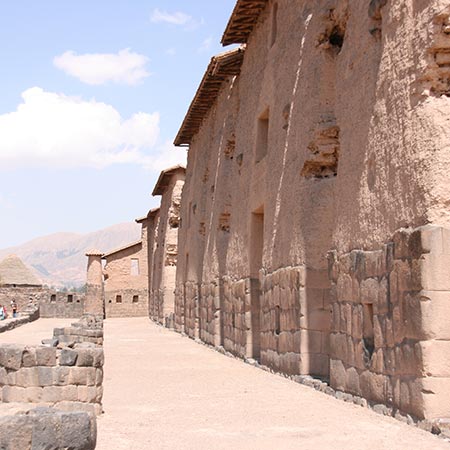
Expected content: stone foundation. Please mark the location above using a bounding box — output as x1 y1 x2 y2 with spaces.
222 277 251 358
200 281 220 347
328 225 450 420
260 267 330 377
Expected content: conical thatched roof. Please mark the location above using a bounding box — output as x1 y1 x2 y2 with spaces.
0 254 42 287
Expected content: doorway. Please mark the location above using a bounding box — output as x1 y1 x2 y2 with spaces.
250 207 264 360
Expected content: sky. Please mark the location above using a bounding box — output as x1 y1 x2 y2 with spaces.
0 0 237 248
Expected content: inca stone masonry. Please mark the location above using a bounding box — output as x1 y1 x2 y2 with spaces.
84 0 450 423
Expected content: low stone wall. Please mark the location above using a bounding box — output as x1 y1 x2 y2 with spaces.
0 306 39 334
0 314 104 416
39 291 85 319
0 342 103 415
0 403 96 450
328 225 450 421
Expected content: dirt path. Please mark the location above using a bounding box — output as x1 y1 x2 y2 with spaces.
0 318 74 345
96 318 449 450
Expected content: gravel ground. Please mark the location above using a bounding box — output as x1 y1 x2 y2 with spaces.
96 318 449 450
0 318 75 345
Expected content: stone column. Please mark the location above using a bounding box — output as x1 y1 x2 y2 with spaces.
85 250 104 318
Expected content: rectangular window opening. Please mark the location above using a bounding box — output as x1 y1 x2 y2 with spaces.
255 108 269 163
50 294 56 303
131 258 139 276
67 294 73 303
275 305 281 335
132 295 139 303
116 295 122 303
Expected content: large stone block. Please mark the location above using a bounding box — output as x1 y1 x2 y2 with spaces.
330 358 346 391
36 346 56 367
422 377 450 419
420 340 450 377
420 291 450 340
14 367 39 388
0 344 24 370
420 253 450 291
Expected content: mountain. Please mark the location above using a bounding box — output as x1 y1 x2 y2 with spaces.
0 223 141 288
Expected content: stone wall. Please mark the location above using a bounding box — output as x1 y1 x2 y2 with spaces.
39 291 85 318
0 306 39 334
149 169 185 327
328 225 450 420
0 315 104 416
0 286 47 312
0 404 96 450
0 343 103 415
260 267 331 377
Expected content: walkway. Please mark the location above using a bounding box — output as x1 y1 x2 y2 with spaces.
97 318 449 450
0 318 74 345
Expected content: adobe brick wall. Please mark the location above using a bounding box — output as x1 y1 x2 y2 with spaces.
39 291 85 318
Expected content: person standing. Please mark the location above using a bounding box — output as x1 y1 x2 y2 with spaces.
11 300 17 318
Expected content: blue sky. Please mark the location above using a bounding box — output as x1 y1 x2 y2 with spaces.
0 0 237 248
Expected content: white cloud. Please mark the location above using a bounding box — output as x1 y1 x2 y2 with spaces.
166 48 176 56
141 140 187 173
54 49 150 86
0 87 161 169
198 37 213 53
150 8 192 25
0 194 13 209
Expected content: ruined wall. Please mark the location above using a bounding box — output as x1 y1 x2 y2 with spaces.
103 241 148 318
150 171 184 327
39 292 85 318
174 0 450 419
0 286 47 312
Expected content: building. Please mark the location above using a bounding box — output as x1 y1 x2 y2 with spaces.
148 165 185 327
0 254 84 318
170 0 450 421
101 216 150 318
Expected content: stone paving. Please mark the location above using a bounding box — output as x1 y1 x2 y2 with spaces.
96 318 450 450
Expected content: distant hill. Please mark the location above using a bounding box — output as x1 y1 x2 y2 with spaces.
0 223 141 288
